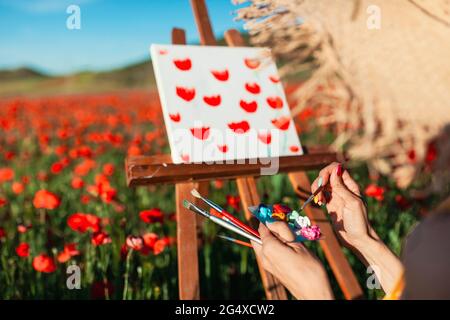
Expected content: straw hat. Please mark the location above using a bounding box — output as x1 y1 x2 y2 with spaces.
235 0 450 191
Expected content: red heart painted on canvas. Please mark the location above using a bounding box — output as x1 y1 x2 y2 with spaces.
173 58 192 71
289 145 300 153
244 58 260 69
181 154 190 162
271 116 291 130
190 127 210 140
228 121 250 134
245 82 260 94
239 100 257 113
266 96 283 109
176 86 195 102
257 131 272 144
211 69 229 81
203 95 221 107
269 75 280 83
217 144 228 153
169 112 181 122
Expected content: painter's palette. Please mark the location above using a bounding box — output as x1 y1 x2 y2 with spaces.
150 44 303 163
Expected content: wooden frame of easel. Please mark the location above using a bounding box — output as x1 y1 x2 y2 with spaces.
125 0 364 300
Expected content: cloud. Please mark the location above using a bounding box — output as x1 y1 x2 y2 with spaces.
1 0 97 13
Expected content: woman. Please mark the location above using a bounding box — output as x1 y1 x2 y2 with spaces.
251 162 450 299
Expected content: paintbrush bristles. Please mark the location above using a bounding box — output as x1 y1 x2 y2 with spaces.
183 199 192 209
190 188 201 199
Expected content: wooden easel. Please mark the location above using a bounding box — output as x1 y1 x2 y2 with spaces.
126 0 363 300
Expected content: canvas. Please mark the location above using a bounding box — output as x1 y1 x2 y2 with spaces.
150 44 303 164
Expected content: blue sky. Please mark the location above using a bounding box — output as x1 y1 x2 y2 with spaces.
0 0 246 75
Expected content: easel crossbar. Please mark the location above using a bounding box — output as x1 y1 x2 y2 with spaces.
126 152 338 186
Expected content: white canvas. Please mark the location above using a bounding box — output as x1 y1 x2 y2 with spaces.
150 44 303 164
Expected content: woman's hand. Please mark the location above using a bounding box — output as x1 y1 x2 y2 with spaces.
311 162 379 249
251 221 334 300
311 162 403 294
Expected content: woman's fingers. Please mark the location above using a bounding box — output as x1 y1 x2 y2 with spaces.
312 163 362 204
312 162 340 204
342 170 361 196
265 221 296 243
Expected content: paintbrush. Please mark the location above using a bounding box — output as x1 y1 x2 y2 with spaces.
190 189 260 238
217 234 253 248
300 185 325 211
183 200 262 245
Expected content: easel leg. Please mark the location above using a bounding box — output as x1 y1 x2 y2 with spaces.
236 177 288 300
288 172 364 299
176 182 200 299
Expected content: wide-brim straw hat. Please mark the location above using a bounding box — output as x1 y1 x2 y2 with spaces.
236 0 450 192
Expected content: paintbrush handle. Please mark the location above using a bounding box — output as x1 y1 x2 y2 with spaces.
220 210 260 238
210 215 262 245
219 237 253 248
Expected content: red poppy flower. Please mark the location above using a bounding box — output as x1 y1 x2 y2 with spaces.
17 224 29 233
0 167 14 182
74 159 96 176
226 195 240 211
16 242 30 258
33 190 61 210
71 176 84 189
364 184 385 201
12 181 24 194
142 232 158 249
33 254 56 273
103 163 115 176
139 208 164 224
0 197 7 208
86 175 117 204
153 239 167 255
126 235 144 251
50 162 64 174
80 194 90 204
57 243 80 263
67 213 101 233
91 231 112 246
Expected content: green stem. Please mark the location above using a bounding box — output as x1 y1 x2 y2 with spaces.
122 249 132 300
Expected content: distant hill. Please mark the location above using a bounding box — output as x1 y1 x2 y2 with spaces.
0 67 48 82
0 59 156 98
0 34 315 98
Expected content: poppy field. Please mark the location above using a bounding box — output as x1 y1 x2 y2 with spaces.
0 90 436 299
